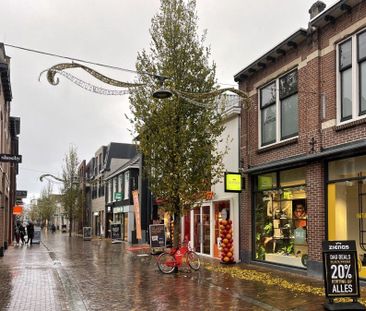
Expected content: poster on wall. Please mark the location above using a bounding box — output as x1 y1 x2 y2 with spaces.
132 190 142 240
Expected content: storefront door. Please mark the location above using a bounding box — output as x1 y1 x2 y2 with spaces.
214 201 230 258
123 213 128 241
193 206 210 255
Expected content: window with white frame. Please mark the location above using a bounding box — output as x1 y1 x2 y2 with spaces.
338 30 366 122
260 70 298 146
108 180 112 203
124 171 129 199
113 177 118 199
118 174 124 197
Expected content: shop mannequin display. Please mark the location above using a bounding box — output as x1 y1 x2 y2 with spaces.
293 203 307 228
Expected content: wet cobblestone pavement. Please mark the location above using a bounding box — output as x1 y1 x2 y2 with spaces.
1 232 366 310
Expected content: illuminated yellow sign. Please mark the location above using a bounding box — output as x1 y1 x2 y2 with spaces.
225 172 242 193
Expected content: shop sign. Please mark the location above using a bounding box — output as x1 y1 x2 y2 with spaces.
113 207 122 213
224 172 242 193
16 190 27 198
0 153 22 163
12 205 23 215
322 240 360 300
114 192 123 201
149 224 166 248
83 227 92 241
111 223 122 243
132 190 142 240
33 226 41 244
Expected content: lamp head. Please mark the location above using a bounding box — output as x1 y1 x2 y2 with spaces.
153 74 172 99
153 87 173 99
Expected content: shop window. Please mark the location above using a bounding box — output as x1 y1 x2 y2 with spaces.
280 167 305 187
254 168 307 268
328 155 366 180
328 156 366 278
257 172 277 190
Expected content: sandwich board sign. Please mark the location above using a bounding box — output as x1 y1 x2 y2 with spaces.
322 240 365 310
111 223 122 244
83 227 92 241
32 226 41 244
149 224 166 249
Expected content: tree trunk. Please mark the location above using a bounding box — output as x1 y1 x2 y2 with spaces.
173 211 181 248
69 217 72 237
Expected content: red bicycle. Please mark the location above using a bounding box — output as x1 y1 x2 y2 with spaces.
157 240 200 274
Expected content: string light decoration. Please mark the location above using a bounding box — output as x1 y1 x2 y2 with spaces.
40 62 251 108
42 69 130 96
42 62 144 88
39 173 66 183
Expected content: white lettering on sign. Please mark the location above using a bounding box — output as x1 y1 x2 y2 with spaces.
329 244 350 250
332 284 353 293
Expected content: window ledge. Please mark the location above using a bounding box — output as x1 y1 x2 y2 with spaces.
257 137 298 154
335 117 366 131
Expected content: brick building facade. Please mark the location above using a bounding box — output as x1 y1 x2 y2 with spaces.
0 43 20 257
235 0 366 276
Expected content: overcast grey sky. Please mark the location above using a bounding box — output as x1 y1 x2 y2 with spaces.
0 0 336 201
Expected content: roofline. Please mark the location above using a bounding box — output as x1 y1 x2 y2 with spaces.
234 29 307 81
234 0 364 82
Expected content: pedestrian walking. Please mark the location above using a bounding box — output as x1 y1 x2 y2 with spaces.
14 222 20 245
51 223 56 234
26 221 34 245
19 223 26 245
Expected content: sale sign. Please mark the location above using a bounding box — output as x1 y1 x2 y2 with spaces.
322 240 360 299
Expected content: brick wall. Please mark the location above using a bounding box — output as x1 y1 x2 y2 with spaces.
238 1 366 272
306 162 325 262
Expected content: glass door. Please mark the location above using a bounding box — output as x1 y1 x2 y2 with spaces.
202 206 210 255
194 208 201 253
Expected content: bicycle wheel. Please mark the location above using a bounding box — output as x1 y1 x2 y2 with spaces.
187 251 200 270
157 253 176 274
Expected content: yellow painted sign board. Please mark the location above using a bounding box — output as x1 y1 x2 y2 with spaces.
225 172 242 193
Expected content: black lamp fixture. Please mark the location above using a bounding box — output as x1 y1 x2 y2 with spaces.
152 75 172 99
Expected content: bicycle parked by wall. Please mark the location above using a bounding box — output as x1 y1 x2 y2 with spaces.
157 239 200 274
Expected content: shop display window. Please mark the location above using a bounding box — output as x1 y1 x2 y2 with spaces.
328 155 366 278
255 167 307 268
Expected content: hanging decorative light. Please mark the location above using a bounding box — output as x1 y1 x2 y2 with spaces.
152 75 173 99
39 62 250 108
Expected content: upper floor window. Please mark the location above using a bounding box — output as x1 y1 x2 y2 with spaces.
124 171 130 200
260 70 298 147
338 30 366 122
118 174 124 196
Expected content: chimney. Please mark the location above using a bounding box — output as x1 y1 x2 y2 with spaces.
309 1 326 19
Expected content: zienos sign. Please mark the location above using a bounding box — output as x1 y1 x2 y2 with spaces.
322 240 360 299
